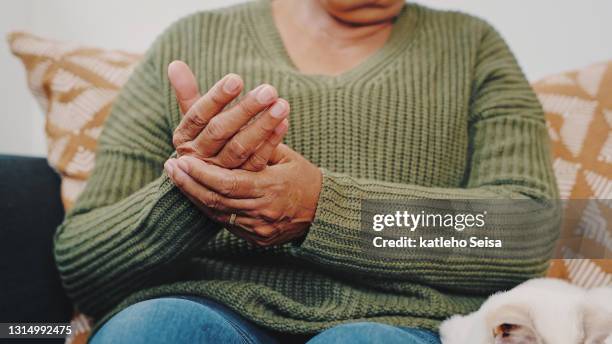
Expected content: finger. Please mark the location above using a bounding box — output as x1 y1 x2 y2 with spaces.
175 156 261 198
173 73 243 148
215 99 289 169
225 226 261 246
192 84 278 157
164 159 259 211
214 213 259 234
168 60 200 114
204 210 269 240
241 119 288 171
220 217 280 243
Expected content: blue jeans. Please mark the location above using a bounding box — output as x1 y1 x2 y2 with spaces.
90 297 441 344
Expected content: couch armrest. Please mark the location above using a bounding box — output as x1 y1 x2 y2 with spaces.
0 155 72 323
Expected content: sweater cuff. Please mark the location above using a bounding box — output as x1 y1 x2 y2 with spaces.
298 168 364 263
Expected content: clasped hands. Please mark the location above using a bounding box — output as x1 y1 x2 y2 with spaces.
163 61 322 246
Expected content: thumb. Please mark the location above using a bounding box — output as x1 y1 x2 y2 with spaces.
168 60 200 115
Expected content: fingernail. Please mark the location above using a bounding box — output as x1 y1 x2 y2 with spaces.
164 160 175 178
251 84 265 93
269 101 286 118
256 85 275 104
176 158 190 173
223 75 241 93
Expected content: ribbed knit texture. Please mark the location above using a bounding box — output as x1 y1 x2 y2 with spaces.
54 0 560 336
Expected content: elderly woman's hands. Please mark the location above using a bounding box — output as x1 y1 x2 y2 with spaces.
165 61 322 246
165 144 322 246
167 61 289 171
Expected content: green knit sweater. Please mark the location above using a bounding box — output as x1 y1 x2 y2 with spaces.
54 0 559 335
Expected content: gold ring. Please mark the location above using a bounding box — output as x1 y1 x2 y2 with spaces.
229 213 237 226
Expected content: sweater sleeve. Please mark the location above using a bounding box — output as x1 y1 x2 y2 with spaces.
53 28 220 319
296 23 560 294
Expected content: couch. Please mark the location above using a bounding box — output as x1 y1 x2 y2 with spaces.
0 155 72 342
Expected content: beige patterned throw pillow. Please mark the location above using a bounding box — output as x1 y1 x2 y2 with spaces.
533 60 612 287
8 31 142 209
8 31 142 344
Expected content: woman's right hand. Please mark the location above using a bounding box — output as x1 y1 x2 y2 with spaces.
167 60 289 171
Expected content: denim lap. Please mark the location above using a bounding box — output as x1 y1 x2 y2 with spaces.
90 297 440 344
307 322 440 344
90 297 277 344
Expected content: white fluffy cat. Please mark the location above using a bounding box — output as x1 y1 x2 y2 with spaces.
439 278 612 344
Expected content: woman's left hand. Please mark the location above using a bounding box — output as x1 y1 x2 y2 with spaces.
164 144 322 246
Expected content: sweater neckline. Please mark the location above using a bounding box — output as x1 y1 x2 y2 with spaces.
245 0 421 86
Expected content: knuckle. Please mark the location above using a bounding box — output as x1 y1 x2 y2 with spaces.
261 208 281 221
205 192 222 210
202 156 221 167
175 143 197 158
173 175 185 188
203 117 227 142
241 162 255 172
220 174 239 196
227 140 249 161
207 90 227 108
248 153 267 170
186 113 208 129
254 122 274 137
172 132 183 148
175 146 188 157
253 225 278 240
237 97 258 116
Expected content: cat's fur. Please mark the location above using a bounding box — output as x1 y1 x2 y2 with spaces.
440 278 612 344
